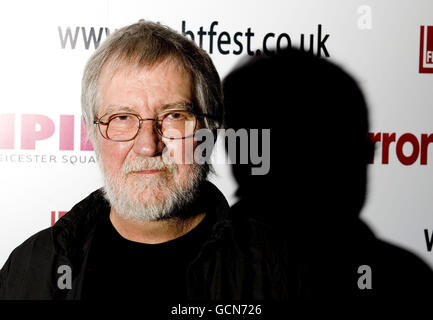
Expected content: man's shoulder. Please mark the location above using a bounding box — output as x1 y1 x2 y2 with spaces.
6 227 54 265
225 201 286 252
53 188 107 228
0 226 55 299
2 188 108 272
0 189 108 298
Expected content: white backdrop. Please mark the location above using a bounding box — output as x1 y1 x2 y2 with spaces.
0 0 432 270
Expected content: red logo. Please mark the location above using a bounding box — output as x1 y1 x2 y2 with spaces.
419 26 433 73
369 132 433 165
51 211 67 226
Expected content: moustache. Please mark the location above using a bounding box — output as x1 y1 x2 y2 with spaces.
121 156 177 176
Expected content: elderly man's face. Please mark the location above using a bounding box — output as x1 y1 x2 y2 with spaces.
96 58 204 221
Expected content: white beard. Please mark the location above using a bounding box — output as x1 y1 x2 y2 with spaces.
100 155 206 222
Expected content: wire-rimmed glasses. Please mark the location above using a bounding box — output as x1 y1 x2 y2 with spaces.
93 104 212 141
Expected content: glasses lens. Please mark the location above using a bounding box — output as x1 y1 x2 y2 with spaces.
160 111 196 139
106 114 139 141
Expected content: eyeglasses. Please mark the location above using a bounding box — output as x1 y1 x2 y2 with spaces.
93 104 213 141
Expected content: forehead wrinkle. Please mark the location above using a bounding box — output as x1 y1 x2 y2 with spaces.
103 60 191 97
101 54 190 87
98 56 193 117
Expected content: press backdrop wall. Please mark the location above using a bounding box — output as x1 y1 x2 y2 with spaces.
1 0 433 272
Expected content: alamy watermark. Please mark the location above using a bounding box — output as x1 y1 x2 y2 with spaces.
163 128 271 176
57 265 72 290
357 265 372 290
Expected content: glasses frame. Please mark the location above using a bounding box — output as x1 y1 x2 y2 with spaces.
93 104 216 142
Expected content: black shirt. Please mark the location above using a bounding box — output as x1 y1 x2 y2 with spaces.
0 182 293 300
82 210 213 300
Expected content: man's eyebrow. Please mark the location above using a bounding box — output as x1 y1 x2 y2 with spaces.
158 101 193 112
102 105 137 115
101 101 193 116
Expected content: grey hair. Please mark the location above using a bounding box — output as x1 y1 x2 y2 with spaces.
81 20 224 150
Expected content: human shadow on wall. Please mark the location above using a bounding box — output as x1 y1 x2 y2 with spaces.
222 48 433 298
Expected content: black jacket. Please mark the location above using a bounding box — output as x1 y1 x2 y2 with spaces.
0 182 290 300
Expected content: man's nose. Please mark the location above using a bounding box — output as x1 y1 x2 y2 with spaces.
132 120 164 156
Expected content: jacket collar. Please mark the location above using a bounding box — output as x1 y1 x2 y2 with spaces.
50 180 232 262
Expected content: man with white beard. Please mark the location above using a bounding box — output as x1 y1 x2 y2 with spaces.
0 21 290 301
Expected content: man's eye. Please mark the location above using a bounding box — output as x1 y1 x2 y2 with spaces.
110 114 134 122
168 113 184 119
108 114 137 126
115 115 130 120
